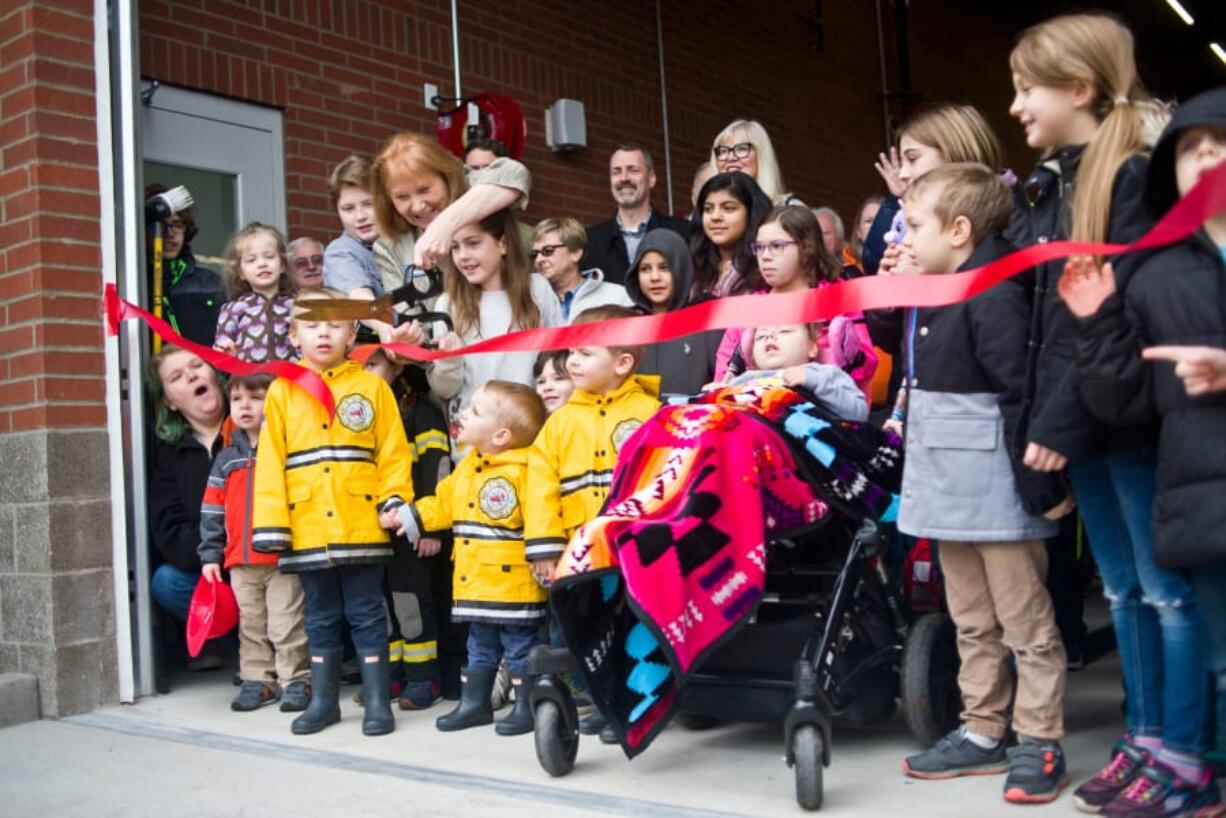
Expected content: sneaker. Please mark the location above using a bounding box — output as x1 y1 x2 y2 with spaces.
279 681 310 712
903 727 1008 780
1102 763 1221 817
1073 743 1151 813
399 680 441 711
1004 738 1069 804
231 681 279 712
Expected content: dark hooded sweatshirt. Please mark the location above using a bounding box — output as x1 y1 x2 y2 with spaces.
1074 86 1226 567
626 229 722 397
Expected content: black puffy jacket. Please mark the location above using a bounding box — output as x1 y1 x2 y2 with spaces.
1007 146 1154 464
1074 87 1226 567
150 429 224 572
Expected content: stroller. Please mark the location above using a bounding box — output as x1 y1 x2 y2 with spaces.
527 390 963 812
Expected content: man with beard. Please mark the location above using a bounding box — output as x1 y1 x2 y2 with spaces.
583 144 690 286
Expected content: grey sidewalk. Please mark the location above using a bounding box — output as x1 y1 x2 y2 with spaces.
0 657 1125 817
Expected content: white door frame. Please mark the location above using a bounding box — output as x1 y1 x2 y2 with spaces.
99 5 288 697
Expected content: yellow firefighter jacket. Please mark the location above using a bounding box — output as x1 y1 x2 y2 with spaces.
524 374 661 560
400 447 545 624
252 360 413 572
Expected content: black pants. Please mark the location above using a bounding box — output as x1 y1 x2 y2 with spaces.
384 536 465 689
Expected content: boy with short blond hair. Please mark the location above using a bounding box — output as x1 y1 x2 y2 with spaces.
895 163 1071 803
252 290 414 737
381 380 548 736
199 372 310 713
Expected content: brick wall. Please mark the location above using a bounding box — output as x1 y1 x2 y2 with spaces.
1 0 105 433
138 0 1030 246
0 0 116 717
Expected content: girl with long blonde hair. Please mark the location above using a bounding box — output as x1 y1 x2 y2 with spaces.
1008 14 1208 814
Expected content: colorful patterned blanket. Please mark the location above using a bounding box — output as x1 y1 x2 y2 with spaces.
550 382 901 757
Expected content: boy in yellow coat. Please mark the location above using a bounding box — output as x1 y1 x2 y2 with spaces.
252 291 413 738
382 380 547 736
524 305 661 576
523 305 662 740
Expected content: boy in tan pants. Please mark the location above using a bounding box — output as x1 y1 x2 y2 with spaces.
199 373 309 712
892 165 1073 804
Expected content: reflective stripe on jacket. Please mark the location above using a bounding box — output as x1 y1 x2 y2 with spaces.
251 360 413 572
524 375 661 559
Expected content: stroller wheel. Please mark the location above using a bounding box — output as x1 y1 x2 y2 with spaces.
534 700 579 777
792 725 824 811
901 612 962 747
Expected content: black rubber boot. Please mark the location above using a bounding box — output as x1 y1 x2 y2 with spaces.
495 675 535 736
358 649 395 736
435 666 495 732
291 647 342 735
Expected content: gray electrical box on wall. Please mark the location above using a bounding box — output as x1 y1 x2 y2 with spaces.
545 99 586 152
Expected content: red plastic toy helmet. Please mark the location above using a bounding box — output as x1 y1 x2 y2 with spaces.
436 92 527 161
185 576 239 657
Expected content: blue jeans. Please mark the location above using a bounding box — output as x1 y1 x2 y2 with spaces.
151 563 199 622
1191 563 1226 756
1069 456 1207 754
467 623 538 675
297 565 387 655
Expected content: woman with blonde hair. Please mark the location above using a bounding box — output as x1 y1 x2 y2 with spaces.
710 118 801 206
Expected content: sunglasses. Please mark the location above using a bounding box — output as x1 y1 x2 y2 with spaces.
530 244 564 261
293 255 324 270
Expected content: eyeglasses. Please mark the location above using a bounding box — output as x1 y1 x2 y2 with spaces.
714 142 754 161
750 240 799 256
293 255 324 270
530 244 563 260
163 220 187 234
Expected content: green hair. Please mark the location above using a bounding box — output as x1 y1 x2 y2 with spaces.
147 345 226 445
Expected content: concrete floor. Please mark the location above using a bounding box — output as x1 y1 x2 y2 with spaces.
0 655 1127 817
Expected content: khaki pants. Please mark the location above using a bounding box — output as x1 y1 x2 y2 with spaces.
230 564 309 688
938 539 1067 741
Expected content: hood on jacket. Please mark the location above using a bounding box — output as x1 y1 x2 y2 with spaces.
1146 87 1226 216
626 229 696 313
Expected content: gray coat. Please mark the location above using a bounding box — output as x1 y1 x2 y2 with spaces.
896 234 1061 542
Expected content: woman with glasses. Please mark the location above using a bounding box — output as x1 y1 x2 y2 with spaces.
145 182 226 347
710 119 803 207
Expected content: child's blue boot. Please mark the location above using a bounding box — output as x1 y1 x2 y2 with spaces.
291 647 342 735
358 649 395 736
436 666 495 731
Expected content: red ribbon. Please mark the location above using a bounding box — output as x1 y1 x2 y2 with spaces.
103 283 336 416
105 161 1226 412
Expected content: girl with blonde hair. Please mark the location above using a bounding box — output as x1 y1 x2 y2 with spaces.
1007 14 1207 815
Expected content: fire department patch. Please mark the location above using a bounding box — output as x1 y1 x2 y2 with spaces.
336 393 375 433
611 419 642 452
479 476 518 520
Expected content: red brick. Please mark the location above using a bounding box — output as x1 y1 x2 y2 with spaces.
0 216 32 248
6 293 99 323
0 378 37 407
0 325 34 355
35 265 101 294
1 84 37 118
33 85 95 117
30 161 97 191
40 376 104 402
8 349 102 378
10 403 106 431
29 107 96 143
29 57 94 90
33 321 102 348
0 112 28 148
29 6 93 45
33 214 99 243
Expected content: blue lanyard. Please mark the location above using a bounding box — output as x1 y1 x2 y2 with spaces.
905 307 918 382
